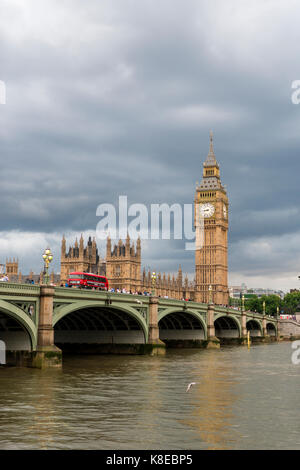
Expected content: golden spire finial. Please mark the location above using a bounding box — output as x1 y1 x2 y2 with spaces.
209 130 214 154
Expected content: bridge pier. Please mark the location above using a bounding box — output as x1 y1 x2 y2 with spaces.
261 315 273 342
240 309 248 345
262 316 268 338
206 303 220 348
276 318 280 340
32 286 62 368
148 296 166 355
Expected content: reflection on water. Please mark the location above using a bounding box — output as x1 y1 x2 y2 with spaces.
180 351 239 450
0 342 299 450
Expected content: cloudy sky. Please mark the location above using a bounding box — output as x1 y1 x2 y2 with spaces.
1 0 300 291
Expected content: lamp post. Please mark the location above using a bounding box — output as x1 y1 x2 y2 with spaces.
151 271 156 296
262 300 266 316
242 294 245 313
208 284 213 304
42 248 53 285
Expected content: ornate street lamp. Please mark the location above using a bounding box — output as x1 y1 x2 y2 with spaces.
208 284 213 304
42 247 53 285
242 294 245 312
151 271 156 296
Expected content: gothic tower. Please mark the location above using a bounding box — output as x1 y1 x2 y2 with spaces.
6 258 19 281
60 235 102 283
194 132 229 305
105 234 141 292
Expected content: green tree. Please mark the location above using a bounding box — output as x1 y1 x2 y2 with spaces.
261 294 281 316
245 294 281 316
245 295 260 313
282 292 300 314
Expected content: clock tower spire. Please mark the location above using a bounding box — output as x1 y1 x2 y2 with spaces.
194 132 229 305
208 130 216 158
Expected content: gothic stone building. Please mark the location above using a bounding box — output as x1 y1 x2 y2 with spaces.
60 234 194 300
60 234 105 284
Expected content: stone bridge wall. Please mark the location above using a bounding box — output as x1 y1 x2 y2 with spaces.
279 320 300 339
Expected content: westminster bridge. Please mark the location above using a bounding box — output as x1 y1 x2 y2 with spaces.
0 283 280 367
0 283 283 367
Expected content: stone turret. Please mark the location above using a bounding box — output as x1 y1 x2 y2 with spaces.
136 237 141 259
61 235 66 258
106 235 111 259
79 234 84 257
105 235 141 292
177 265 182 288
92 237 97 259
125 233 130 256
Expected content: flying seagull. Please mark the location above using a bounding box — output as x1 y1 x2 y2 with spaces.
186 382 197 392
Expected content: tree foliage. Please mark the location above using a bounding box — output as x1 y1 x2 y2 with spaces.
243 291 300 315
282 292 300 313
245 294 281 315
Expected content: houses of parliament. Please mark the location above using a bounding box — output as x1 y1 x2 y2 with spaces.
4 134 229 305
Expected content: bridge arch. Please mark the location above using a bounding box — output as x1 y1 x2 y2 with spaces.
246 319 263 337
0 299 36 350
53 301 148 347
266 322 277 336
214 314 241 339
158 308 207 342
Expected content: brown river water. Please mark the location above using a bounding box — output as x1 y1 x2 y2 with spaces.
0 342 299 450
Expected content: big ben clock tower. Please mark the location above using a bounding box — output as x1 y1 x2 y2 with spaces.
194 132 229 305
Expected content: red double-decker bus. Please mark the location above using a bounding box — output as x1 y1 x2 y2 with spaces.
68 272 109 290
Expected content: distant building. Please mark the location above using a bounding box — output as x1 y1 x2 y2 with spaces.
6 258 19 281
229 284 285 300
0 258 60 285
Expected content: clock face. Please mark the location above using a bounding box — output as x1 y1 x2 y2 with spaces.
223 204 227 219
199 203 215 218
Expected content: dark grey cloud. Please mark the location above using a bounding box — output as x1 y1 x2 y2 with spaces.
1 0 300 289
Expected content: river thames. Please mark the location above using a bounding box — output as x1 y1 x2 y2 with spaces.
0 342 299 450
